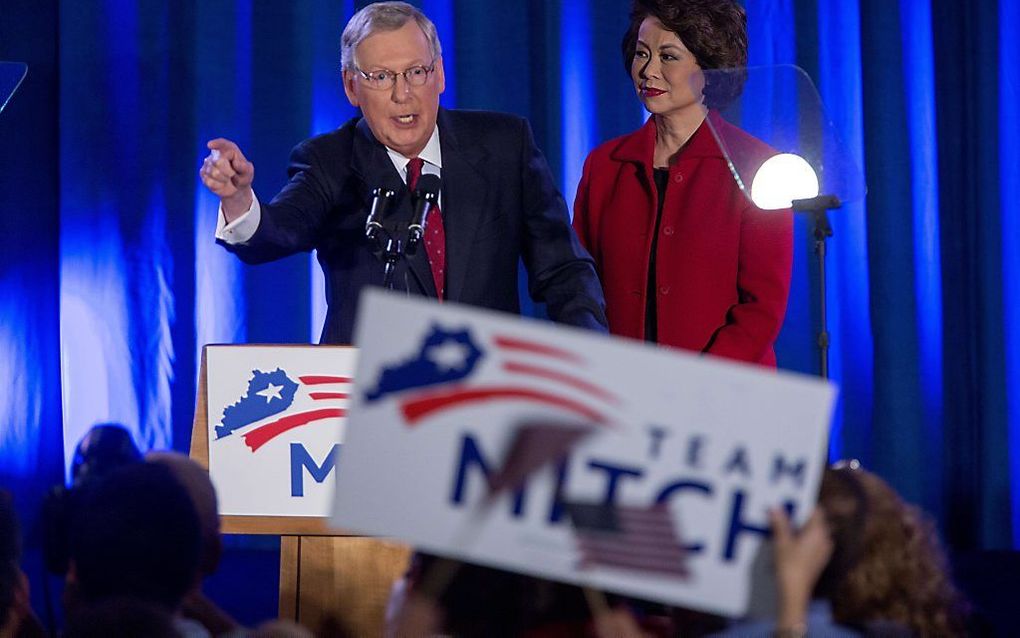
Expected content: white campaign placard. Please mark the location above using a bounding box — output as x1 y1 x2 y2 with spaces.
205 345 356 517
332 290 836 616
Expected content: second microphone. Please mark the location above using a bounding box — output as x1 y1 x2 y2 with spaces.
406 173 441 255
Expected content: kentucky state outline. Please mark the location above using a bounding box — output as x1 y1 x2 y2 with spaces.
215 368 298 439
364 325 482 402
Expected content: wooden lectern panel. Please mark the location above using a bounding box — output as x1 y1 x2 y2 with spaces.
191 345 411 635
280 536 412 636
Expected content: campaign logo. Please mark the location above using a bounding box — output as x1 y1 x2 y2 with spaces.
364 325 619 426
215 368 349 452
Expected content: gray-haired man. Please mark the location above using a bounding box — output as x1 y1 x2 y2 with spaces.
200 1 607 344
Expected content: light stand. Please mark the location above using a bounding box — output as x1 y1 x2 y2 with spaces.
701 66 866 382
792 194 841 379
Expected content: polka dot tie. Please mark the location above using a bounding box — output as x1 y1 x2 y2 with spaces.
406 157 446 300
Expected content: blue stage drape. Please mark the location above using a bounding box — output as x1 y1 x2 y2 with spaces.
931 0 1015 550
2 1 1018 598
0 0 64 527
1001 0 1020 549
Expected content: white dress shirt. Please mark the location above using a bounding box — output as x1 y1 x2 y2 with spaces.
215 126 443 245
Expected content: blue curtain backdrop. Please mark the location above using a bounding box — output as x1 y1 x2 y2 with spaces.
2 0 1018 599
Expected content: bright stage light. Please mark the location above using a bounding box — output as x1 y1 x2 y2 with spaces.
750 153 820 210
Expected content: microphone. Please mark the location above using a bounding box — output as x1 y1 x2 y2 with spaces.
403 174 440 254
365 187 395 242
406 173 441 255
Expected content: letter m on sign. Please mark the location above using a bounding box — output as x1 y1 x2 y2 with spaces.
291 443 341 497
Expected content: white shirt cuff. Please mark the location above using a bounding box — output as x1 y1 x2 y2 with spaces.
215 192 261 244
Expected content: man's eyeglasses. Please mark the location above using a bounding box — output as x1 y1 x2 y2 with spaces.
354 62 436 90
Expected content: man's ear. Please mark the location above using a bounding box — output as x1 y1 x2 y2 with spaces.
342 70 360 107
434 56 446 95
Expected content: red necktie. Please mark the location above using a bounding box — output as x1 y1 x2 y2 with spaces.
407 157 446 300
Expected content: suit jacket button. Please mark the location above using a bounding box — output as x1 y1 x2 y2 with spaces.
659 285 670 295
663 226 675 236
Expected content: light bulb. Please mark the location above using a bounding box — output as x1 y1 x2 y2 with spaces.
750 153 819 210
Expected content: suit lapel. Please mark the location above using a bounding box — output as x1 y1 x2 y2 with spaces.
437 108 490 302
352 118 436 297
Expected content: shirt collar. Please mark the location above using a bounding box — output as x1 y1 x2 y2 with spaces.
386 124 443 181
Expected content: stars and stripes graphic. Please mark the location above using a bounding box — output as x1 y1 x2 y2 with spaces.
214 368 349 453
566 502 690 579
363 325 619 427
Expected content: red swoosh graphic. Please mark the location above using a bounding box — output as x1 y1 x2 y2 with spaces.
243 408 345 452
310 392 349 400
492 336 582 363
400 385 606 426
299 375 351 385
502 361 619 405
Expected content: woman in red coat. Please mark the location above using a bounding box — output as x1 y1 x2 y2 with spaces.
573 0 792 367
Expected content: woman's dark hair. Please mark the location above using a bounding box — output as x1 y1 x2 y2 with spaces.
621 0 748 108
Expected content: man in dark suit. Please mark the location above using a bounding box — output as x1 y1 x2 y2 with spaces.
199 1 607 344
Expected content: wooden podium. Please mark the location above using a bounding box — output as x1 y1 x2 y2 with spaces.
190 346 411 636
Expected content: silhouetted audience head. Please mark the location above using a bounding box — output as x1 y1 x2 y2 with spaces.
69 423 143 488
68 461 202 611
64 596 182 638
0 488 42 638
816 463 969 636
146 451 222 576
1 489 23 631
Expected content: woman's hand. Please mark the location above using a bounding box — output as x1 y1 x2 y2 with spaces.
769 507 833 632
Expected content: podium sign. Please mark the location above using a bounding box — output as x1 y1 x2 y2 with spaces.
333 290 836 617
204 345 355 517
